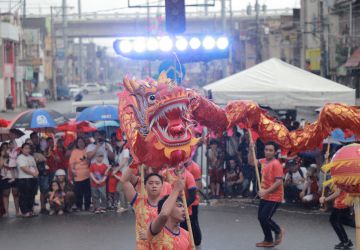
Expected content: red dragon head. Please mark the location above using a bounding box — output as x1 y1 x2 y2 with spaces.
119 72 198 170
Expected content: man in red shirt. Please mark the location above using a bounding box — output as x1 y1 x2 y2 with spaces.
249 141 285 248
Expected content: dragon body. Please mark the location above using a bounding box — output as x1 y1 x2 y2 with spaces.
119 73 360 169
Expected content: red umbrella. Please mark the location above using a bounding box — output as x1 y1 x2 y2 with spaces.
0 119 10 128
57 119 97 133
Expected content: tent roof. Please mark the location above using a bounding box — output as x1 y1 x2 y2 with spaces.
203 58 355 107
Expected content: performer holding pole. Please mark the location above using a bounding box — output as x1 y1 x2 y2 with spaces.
162 163 196 250
147 177 193 250
121 167 165 249
248 141 285 248
320 188 353 249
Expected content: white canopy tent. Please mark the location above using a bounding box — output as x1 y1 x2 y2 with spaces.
203 58 355 108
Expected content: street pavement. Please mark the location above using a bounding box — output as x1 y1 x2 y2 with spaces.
0 92 118 120
0 199 355 250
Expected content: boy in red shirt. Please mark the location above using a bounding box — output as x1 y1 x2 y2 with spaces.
320 188 353 249
107 166 122 210
89 152 109 214
148 178 192 250
249 141 285 248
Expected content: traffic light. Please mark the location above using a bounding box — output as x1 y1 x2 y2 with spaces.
165 0 186 34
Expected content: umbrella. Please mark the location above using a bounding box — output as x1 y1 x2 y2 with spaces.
94 120 120 129
0 118 10 128
323 128 357 145
76 105 118 122
0 128 25 142
57 119 97 133
9 109 68 131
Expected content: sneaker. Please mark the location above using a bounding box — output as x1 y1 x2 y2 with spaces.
49 210 55 216
100 208 106 214
274 227 285 245
94 209 101 214
341 240 353 249
334 242 345 249
256 241 274 247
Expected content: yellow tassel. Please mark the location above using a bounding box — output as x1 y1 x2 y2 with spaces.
323 179 333 187
321 162 334 173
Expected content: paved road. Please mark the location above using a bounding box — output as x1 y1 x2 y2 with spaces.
0 199 355 250
0 92 118 120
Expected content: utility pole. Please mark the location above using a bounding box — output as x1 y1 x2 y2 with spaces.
62 0 68 85
255 0 261 64
51 7 57 100
23 0 26 18
147 0 151 76
348 1 352 58
319 0 326 77
221 0 228 77
78 0 83 84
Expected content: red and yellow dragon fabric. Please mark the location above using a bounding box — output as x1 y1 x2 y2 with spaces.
119 72 360 170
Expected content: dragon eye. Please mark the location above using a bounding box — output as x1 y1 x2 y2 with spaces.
148 94 156 104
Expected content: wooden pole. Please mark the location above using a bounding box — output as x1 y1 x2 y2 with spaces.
181 190 196 250
176 166 195 250
139 164 146 228
320 143 331 211
354 199 360 250
248 129 261 186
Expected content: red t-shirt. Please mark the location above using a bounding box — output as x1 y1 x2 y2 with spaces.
108 170 122 193
161 168 197 215
159 181 173 198
259 158 284 202
334 190 348 209
54 148 68 170
46 151 58 174
186 161 201 206
89 163 108 187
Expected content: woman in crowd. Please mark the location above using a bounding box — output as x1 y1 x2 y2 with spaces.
16 143 39 218
1 141 20 217
69 137 91 211
113 135 130 212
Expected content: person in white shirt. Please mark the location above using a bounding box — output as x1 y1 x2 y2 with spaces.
284 158 306 203
16 143 39 218
86 131 114 165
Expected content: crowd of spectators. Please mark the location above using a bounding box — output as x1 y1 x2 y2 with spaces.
0 130 130 218
0 121 348 218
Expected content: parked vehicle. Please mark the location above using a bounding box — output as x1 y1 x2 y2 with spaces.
68 84 82 97
81 82 108 94
26 92 47 108
56 85 71 100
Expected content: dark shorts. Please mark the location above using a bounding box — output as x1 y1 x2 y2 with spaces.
0 178 17 190
38 175 50 194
